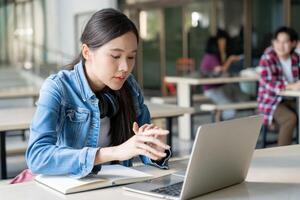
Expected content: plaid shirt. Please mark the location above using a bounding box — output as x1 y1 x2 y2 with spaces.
257 47 300 125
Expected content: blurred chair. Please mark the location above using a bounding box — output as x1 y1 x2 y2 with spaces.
176 58 195 76
261 124 299 148
261 124 278 148
164 58 196 96
164 80 177 96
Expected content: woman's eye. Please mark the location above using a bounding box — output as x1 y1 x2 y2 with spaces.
111 55 120 59
127 56 135 60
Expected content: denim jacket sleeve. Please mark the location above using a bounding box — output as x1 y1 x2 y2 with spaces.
127 75 172 169
25 76 98 178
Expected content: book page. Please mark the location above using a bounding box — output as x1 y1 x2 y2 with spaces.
35 174 107 194
35 164 152 194
96 165 153 185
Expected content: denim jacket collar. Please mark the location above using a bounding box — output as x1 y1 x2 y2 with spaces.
74 61 95 101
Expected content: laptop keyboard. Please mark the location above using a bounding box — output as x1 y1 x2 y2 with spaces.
150 181 183 197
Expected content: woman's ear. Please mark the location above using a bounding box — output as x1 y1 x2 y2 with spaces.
82 44 91 60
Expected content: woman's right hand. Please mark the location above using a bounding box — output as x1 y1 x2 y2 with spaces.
222 55 242 72
228 55 242 62
114 123 170 161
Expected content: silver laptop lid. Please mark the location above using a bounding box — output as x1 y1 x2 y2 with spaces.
180 115 262 199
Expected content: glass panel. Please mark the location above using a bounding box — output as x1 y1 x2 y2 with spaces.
185 0 211 72
6 2 14 65
14 2 34 67
0 2 5 64
140 9 161 90
15 4 24 64
219 0 244 53
125 0 156 4
24 2 33 65
217 0 244 71
252 0 283 65
291 0 300 35
164 6 182 76
217 0 243 36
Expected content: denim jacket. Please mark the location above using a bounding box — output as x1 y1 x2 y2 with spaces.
26 61 171 178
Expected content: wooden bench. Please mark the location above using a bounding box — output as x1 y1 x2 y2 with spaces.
199 101 258 121
150 94 211 104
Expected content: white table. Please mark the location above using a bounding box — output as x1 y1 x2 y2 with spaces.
146 102 194 119
0 107 36 179
164 75 259 140
146 102 194 147
1 145 300 199
0 87 39 100
279 90 300 143
0 104 193 180
0 68 41 102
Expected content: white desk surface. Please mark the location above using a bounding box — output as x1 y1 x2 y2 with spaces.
279 89 300 97
0 87 39 99
146 102 194 119
164 75 259 85
0 103 192 132
1 145 300 200
0 107 36 132
0 68 41 99
164 75 259 140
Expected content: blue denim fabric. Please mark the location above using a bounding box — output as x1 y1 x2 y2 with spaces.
26 61 171 178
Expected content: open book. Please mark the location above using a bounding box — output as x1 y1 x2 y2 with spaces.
35 164 153 194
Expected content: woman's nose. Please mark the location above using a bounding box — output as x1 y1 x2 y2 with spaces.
119 59 129 71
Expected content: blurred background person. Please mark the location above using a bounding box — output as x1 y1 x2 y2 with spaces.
200 33 247 121
258 26 300 146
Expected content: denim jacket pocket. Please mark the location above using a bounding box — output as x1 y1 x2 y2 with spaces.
66 109 89 122
62 107 90 147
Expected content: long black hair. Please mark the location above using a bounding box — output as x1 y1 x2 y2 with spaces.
65 8 139 147
204 36 220 58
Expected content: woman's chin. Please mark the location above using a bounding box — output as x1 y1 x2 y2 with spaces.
107 83 124 91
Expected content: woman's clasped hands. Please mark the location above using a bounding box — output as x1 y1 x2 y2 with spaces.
115 122 170 161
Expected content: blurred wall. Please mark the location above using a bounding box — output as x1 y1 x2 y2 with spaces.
45 0 117 64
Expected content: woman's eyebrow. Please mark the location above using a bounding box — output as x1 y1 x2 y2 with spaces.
110 48 137 53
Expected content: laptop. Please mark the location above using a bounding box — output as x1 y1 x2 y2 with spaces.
123 115 263 200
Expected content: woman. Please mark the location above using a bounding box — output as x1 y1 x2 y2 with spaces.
200 34 244 121
24 8 171 179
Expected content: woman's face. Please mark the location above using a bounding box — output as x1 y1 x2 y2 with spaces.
84 32 138 91
273 32 292 59
217 37 226 52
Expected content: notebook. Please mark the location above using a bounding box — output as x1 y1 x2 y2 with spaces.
35 164 153 194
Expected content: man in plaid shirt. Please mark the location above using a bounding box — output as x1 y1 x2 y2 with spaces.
258 26 300 146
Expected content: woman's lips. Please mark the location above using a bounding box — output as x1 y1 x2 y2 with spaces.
114 76 125 81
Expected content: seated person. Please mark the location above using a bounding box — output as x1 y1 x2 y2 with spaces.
200 34 245 120
21 9 171 181
295 41 300 55
258 26 300 146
